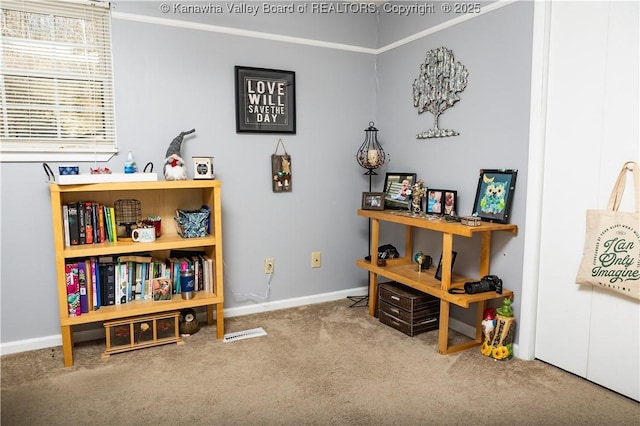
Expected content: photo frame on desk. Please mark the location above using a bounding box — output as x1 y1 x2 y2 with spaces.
362 192 384 210
426 189 457 215
234 66 296 134
435 251 457 281
383 172 417 210
472 169 517 223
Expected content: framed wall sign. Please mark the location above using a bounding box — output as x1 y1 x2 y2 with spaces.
472 169 518 223
235 66 296 134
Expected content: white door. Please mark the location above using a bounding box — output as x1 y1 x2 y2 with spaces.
534 1 639 401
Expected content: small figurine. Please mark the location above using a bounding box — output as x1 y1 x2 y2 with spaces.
496 298 514 317
481 307 496 341
163 129 195 181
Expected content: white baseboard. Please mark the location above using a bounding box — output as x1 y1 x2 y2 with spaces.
0 286 498 356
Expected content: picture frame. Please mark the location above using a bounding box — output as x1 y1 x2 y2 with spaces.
472 169 518 223
426 189 457 215
362 192 385 210
383 173 417 210
435 251 458 281
151 278 172 301
234 66 296 134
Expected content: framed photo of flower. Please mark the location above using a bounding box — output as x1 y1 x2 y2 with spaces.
383 172 417 210
472 169 517 223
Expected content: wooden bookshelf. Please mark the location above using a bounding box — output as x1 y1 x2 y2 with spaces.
49 180 224 367
356 209 517 355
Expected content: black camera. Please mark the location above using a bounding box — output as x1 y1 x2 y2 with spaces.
464 275 503 294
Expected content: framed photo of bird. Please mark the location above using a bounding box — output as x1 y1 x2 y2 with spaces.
472 169 517 224
234 66 296 134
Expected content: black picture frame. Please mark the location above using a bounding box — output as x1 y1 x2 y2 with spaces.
383 172 417 210
472 169 518 223
426 189 457 215
234 66 296 134
435 251 458 281
362 192 385 210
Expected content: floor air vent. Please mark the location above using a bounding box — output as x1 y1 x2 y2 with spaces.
223 327 267 343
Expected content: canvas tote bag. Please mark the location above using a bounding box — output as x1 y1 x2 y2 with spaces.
575 161 640 300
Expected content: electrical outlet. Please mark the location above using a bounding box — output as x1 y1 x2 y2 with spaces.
311 252 321 268
264 258 274 274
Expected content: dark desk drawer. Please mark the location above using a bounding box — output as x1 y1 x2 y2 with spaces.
379 300 439 324
379 310 439 337
379 281 439 312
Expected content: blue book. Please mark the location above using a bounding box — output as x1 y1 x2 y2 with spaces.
77 261 89 313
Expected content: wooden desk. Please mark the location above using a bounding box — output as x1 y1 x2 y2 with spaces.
356 209 517 354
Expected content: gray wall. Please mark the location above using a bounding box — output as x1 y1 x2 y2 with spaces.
374 1 534 328
0 2 534 349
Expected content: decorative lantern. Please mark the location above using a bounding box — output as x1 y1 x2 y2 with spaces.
356 121 386 177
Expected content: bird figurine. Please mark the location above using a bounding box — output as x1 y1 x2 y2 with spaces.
163 129 195 180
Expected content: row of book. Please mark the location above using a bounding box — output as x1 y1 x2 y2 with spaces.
63 201 118 247
65 252 215 317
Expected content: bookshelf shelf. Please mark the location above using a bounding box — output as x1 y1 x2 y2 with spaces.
49 180 225 367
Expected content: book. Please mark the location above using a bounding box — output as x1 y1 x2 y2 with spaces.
65 263 81 317
62 205 70 247
91 203 100 243
98 206 106 243
78 201 86 244
151 277 172 301
67 202 80 246
77 260 89 313
91 257 101 309
104 206 113 242
98 256 116 306
84 259 93 311
109 206 118 242
84 202 93 244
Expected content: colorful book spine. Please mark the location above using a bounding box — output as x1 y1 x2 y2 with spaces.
65 263 81 317
84 202 93 244
91 258 101 309
109 207 117 242
67 202 80 246
62 205 70 247
98 206 106 243
77 261 89 313
85 260 93 311
78 200 86 245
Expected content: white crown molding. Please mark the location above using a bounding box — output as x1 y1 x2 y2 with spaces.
111 0 517 55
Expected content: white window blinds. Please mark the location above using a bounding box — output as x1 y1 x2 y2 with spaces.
0 0 116 160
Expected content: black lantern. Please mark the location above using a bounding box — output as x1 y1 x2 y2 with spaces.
356 121 386 179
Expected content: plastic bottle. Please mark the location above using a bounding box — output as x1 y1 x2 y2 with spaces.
124 150 138 174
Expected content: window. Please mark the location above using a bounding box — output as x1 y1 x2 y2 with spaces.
0 0 116 162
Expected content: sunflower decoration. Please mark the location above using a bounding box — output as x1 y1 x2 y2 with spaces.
491 345 512 360
480 340 493 357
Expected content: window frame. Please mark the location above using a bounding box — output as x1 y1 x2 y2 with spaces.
0 0 117 163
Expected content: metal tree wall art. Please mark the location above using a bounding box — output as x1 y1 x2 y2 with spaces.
413 47 469 139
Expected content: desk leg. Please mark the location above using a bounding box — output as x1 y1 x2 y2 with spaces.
438 300 450 354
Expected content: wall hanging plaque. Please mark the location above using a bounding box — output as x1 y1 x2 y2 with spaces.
272 139 292 192
235 66 296 134
413 47 468 139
